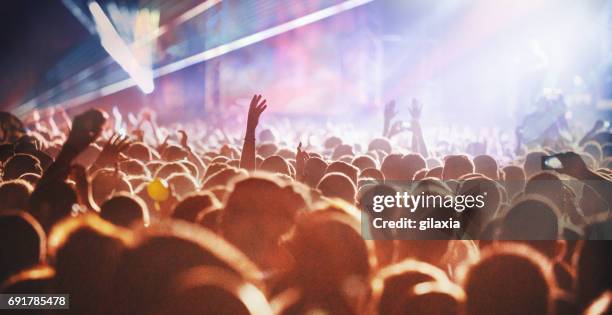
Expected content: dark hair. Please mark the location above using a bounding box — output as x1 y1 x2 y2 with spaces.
0 179 33 211
461 243 553 315
2 153 42 180
100 193 150 227
0 211 45 283
172 191 219 222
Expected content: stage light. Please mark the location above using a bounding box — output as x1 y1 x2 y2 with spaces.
155 0 375 77
15 0 374 114
89 1 155 94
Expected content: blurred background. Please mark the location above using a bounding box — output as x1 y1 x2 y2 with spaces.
1 0 611 128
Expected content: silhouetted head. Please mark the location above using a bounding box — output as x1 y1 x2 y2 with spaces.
368 138 392 155
166 173 199 199
119 159 150 177
112 220 261 315
204 162 228 179
351 155 377 171
221 175 306 268
499 195 559 240
502 165 526 199
259 128 276 143
303 157 327 188
426 166 443 179
285 210 371 307
29 181 77 231
0 179 33 211
523 150 547 178
324 136 342 150
152 266 272 315
172 191 220 222
202 167 247 189
442 155 474 180
575 240 612 309
259 155 291 176
49 214 131 315
331 144 354 160
326 161 359 185
456 177 502 238
524 172 564 207
2 153 42 180
126 142 153 162
0 211 45 283
473 155 498 179
256 142 278 158
381 154 403 181
460 243 553 315
0 143 15 164
162 145 189 161
91 169 133 207
101 193 150 227
371 259 449 315
360 167 384 181
317 172 356 203
400 153 427 180
155 162 190 180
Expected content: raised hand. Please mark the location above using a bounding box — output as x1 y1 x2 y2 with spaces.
66 109 108 153
139 108 156 123
158 134 170 153
36 109 107 187
554 152 590 179
384 100 398 122
246 94 267 131
178 130 189 149
93 134 130 169
555 151 612 208
132 129 144 142
408 98 428 157
408 98 422 121
296 142 309 181
387 121 409 139
240 94 268 171
383 100 399 137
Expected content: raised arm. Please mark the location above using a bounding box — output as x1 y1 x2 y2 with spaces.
38 109 107 187
383 100 397 138
295 142 309 182
555 151 612 207
409 98 428 158
90 134 131 172
178 129 207 179
239 94 267 171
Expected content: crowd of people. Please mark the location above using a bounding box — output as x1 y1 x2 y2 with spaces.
0 91 611 315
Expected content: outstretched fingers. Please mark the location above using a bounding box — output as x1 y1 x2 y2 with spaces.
250 94 262 109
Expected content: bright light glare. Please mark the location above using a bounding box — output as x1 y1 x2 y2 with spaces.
89 1 154 94
155 0 375 77
16 0 373 112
